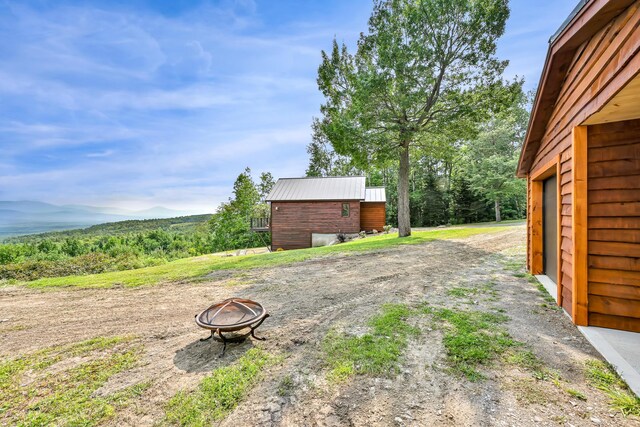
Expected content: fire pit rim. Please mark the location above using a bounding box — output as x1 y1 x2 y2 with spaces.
195 297 268 332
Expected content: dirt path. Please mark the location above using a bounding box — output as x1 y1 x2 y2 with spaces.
1 226 636 426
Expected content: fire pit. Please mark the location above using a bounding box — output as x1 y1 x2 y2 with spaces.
195 298 269 356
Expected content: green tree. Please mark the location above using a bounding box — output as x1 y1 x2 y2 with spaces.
461 93 528 222
306 119 362 177
209 168 263 251
257 172 275 202
316 0 518 236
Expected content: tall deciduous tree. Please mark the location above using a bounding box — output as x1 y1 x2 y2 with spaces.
316 0 518 236
306 119 362 177
257 172 275 202
461 92 529 222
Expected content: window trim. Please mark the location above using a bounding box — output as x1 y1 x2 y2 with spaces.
341 202 350 217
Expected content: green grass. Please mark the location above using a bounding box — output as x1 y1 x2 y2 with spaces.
0 336 143 427
430 308 516 381
566 388 587 401
447 287 478 298
507 350 543 372
586 360 640 416
21 226 511 289
447 282 498 302
163 348 276 426
322 304 420 383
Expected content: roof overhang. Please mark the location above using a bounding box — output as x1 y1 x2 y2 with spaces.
517 0 636 178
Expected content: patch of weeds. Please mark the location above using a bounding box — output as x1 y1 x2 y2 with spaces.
481 281 499 301
431 308 515 381
507 350 585 400
551 415 567 424
0 323 29 333
506 352 564 395
507 350 543 371
585 360 640 416
502 257 528 279
277 374 295 397
0 336 141 426
566 388 587 401
447 287 477 298
503 257 525 272
164 348 277 426
447 282 498 302
322 304 419 383
509 377 550 405
526 276 561 311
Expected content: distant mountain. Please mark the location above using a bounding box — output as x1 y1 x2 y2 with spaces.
0 201 196 238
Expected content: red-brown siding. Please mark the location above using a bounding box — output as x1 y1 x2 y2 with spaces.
526 1 640 318
360 202 386 232
586 120 640 332
270 201 361 250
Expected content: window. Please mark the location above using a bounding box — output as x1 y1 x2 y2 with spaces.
341 203 350 217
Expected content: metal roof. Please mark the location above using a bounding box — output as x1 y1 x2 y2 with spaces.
549 0 589 44
364 187 386 202
266 176 366 201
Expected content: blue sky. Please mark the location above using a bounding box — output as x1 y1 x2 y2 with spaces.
0 0 577 214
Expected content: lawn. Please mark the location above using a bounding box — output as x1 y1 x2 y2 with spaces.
19 226 511 289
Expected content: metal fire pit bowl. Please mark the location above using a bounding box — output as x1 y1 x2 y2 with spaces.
195 298 269 356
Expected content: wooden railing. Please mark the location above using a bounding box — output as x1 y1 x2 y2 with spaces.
250 217 270 231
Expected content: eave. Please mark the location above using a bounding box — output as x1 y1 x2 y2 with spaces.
517 0 636 178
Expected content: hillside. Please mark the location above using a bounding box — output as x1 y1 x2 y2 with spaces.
5 214 213 243
0 201 194 238
0 214 220 282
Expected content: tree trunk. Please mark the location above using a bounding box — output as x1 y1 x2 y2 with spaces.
494 199 501 222
398 140 411 237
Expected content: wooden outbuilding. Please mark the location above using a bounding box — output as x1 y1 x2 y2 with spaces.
264 176 386 250
518 0 640 332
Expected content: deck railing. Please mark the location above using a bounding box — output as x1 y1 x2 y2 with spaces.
250 217 270 231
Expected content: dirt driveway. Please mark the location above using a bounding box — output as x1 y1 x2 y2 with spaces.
1 225 637 426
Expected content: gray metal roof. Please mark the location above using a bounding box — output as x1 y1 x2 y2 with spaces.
266 176 366 201
549 0 588 44
364 187 386 202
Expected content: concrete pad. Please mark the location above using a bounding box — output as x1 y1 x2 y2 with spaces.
535 274 640 397
578 325 640 397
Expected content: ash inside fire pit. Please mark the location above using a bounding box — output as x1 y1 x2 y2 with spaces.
195 298 269 356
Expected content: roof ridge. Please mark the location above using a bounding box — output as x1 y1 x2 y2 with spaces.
277 176 365 180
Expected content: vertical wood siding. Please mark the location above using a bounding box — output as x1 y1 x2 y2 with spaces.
360 202 386 232
270 201 361 250
586 120 640 332
527 1 640 317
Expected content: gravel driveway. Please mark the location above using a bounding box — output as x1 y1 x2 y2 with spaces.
1 225 637 426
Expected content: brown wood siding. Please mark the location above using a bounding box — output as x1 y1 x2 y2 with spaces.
586 120 640 332
527 2 640 319
360 202 386 232
270 201 361 250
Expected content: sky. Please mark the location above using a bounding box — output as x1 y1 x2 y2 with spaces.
0 0 578 214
